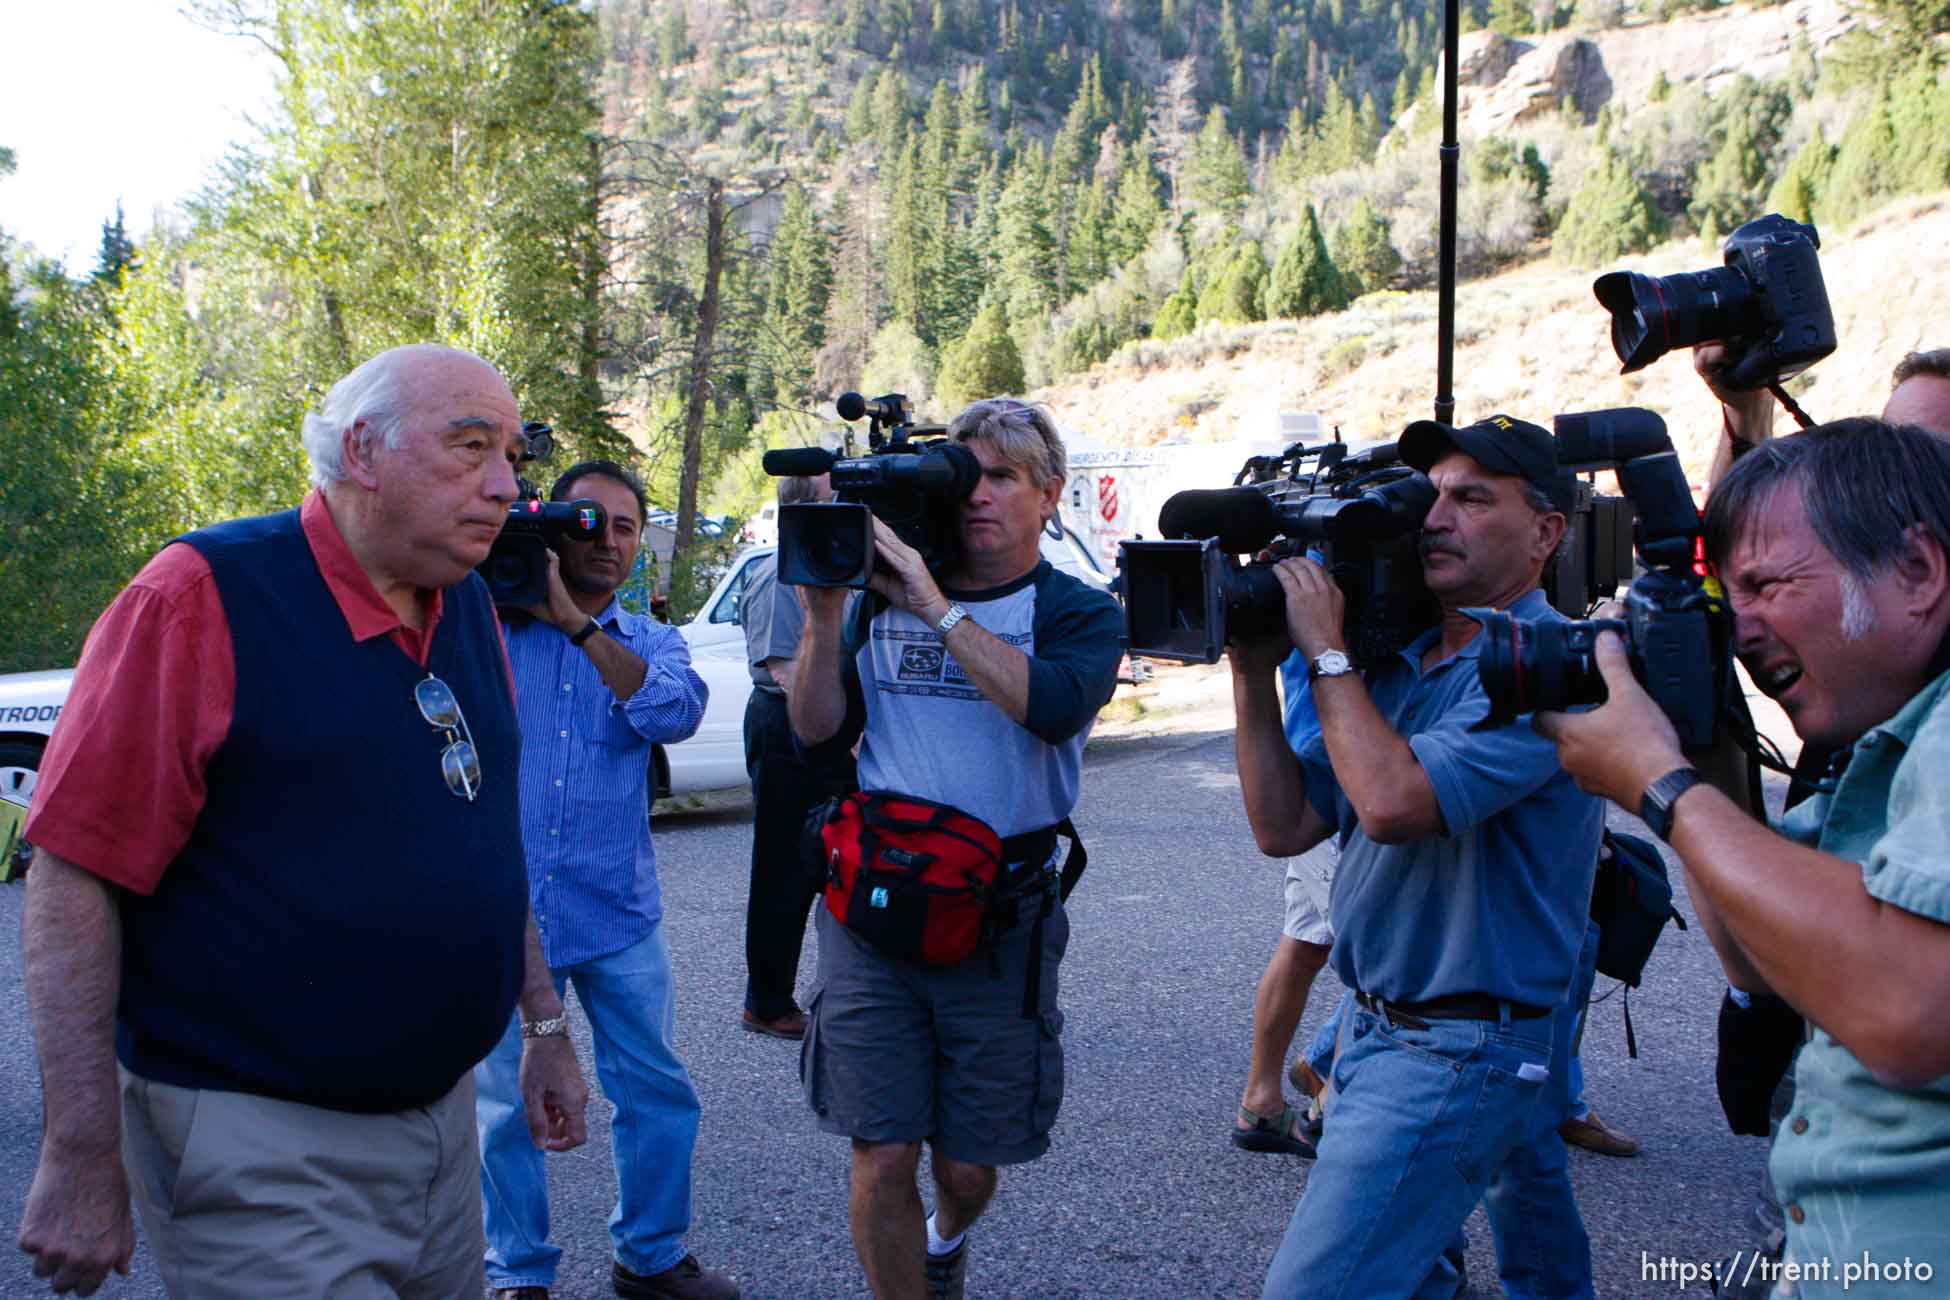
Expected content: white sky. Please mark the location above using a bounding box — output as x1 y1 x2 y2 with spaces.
1 2 275 269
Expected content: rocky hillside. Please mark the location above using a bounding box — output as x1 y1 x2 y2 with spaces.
1408 0 1857 136
1037 191 1948 489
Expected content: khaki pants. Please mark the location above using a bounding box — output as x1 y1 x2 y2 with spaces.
119 1067 485 1299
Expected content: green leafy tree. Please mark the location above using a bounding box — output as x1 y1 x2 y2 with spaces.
1263 205 1351 318
936 302 1026 410
1152 286 1198 340
860 320 938 410
1766 127 1836 224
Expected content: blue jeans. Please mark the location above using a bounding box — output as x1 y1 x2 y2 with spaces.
1262 1002 1554 1299
474 926 700 1288
1479 921 1600 1300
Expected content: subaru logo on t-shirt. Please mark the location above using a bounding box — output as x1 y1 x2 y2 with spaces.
870 887 889 909
899 645 944 681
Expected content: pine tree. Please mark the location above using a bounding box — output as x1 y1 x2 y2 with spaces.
1263 205 1351 318
93 203 139 287
936 302 1027 410
996 149 1060 335
846 73 877 144
1554 148 1664 266
1329 198 1400 296
1185 108 1250 218
1152 286 1199 339
1766 127 1835 225
1108 145 1165 264
1197 243 1270 324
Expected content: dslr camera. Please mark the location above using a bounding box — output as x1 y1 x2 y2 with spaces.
1594 213 1836 391
760 392 981 589
1471 409 1734 748
477 421 608 607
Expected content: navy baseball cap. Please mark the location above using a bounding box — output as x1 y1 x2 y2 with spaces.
1398 414 1577 515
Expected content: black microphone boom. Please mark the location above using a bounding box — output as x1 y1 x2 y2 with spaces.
760 447 837 477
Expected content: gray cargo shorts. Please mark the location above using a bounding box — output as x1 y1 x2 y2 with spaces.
801 885 1070 1167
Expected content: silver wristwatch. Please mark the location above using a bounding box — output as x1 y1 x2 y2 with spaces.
1309 649 1355 680
935 603 969 636
521 1016 569 1040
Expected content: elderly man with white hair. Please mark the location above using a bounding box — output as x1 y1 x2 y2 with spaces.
18 344 589 1298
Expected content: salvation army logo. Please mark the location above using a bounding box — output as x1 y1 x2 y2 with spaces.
1098 474 1119 523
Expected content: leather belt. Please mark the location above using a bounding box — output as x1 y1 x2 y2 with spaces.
1354 989 1549 1031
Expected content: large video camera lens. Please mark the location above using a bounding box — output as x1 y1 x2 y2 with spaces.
1474 609 1625 723
777 502 876 588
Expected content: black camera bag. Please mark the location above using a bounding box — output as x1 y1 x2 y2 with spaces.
1590 829 1687 1057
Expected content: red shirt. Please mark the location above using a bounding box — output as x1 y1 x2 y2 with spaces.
26 491 507 894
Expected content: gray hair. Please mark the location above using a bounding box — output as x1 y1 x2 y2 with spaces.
777 474 824 506
301 344 492 489
1703 417 1950 585
947 397 1066 489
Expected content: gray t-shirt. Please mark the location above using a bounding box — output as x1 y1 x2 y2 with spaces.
800 561 1122 840
741 553 807 693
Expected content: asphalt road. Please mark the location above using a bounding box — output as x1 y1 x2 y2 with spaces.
1 724 1776 1299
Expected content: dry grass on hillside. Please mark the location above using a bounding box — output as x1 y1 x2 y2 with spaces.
1038 193 1949 489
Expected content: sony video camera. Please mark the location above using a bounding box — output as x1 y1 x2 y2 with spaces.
760 392 981 588
1471 408 1734 748
478 421 608 607
1594 213 1836 392
1119 423 1640 668
1118 440 1442 665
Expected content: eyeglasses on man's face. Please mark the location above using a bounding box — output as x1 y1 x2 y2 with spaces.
414 675 481 802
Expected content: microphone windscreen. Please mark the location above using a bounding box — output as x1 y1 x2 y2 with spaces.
762 446 836 477
1158 487 1282 553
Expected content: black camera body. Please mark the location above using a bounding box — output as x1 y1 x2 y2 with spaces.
1594 213 1836 391
1119 442 1440 664
761 393 981 589
1120 431 1636 667
1472 408 1734 748
481 486 607 607
476 422 608 608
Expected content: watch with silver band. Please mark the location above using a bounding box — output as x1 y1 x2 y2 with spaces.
935 603 969 636
1639 766 1705 842
520 1016 569 1040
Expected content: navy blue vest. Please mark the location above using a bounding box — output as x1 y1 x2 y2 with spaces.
116 509 527 1113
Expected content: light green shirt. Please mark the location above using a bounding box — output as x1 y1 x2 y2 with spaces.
1771 665 1950 1296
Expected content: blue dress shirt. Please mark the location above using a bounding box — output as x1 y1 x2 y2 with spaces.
507 597 708 968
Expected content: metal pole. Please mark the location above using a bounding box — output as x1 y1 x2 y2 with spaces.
1435 0 1460 427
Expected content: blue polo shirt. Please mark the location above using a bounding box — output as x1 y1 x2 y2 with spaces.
1294 588 1603 1009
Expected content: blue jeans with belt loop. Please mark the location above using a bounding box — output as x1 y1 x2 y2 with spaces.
1478 920 1600 1300
474 925 701 1290
1261 997 1555 1300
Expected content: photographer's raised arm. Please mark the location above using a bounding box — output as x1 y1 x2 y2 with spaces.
788 584 855 747
1696 342 1778 494
1230 640 1333 857
1272 557 1444 844
1538 634 1950 1088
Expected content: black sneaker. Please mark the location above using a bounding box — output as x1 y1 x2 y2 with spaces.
925 1236 969 1300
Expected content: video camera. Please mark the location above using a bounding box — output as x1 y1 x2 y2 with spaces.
760 392 981 588
1471 409 1734 748
478 421 608 607
1118 430 1636 667
1594 213 1836 392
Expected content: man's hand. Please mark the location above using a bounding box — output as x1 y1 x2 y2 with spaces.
1533 630 1686 807
866 519 950 625
518 1035 589 1153
1694 341 1777 447
1270 556 1346 661
17 1142 135 1296
521 550 586 633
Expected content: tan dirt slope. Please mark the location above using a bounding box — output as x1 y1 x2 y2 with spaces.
1037 194 1949 491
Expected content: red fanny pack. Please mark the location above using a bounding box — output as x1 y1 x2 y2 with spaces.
818 791 1006 967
